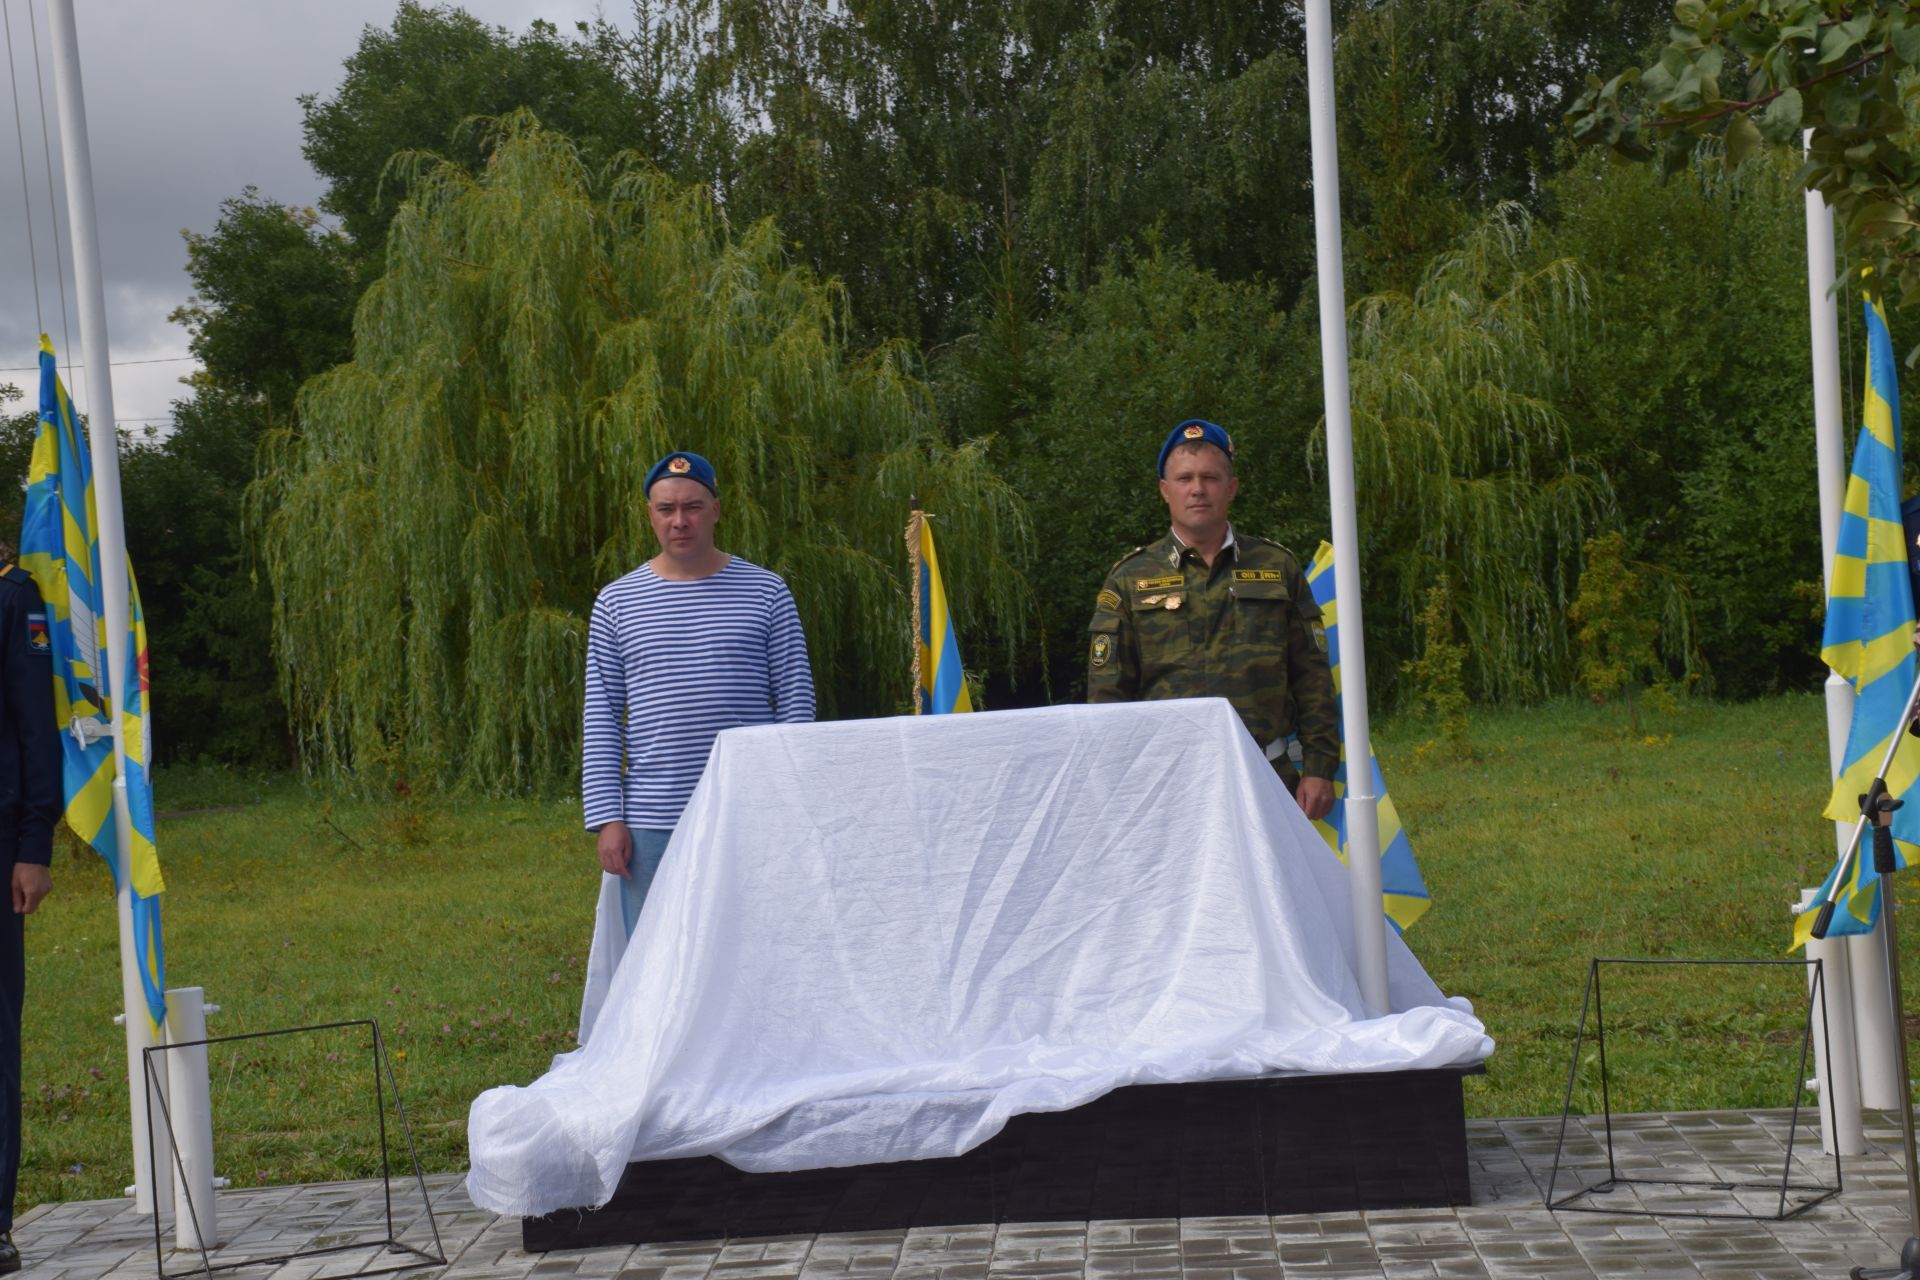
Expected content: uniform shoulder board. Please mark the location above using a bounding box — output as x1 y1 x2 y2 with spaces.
1105 544 1147 575
0 563 27 587
1244 534 1301 563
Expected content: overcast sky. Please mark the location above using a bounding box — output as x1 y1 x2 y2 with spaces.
1 1 614 430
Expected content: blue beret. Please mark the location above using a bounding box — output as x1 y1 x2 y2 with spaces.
1157 419 1234 476
644 451 717 497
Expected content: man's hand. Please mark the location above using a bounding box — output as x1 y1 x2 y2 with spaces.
12 863 50 915
596 821 634 878
1296 777 1335 822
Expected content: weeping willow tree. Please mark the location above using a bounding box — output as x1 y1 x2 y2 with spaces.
253 111 1033 792
1340 203 1614 702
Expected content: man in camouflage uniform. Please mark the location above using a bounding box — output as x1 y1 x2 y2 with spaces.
1086 419 1339 820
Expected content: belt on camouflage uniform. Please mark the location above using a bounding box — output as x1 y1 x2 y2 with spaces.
1264 736 1302 765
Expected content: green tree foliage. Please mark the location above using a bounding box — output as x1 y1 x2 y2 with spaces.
1345 205 1610 700
301 2 672 264
119 189 357 766
1401 576 1471 751
1568 0 1920 310
118 393 287 764
256 114 1033 792
0 384 32 547
171 191 359 412
1542 151 1824 695
1570 529 1684 733
1022 26 1316 307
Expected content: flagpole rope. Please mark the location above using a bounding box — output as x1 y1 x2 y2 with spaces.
3 0 46 335
1842 266 1857 445
907 506 924 715
23 0 76 390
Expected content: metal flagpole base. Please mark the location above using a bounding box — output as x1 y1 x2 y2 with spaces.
1851 1235 1920 1279
1826 772 1920 1277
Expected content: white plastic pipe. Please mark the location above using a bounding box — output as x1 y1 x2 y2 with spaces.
1304 0 1388 1013
1799 888 1865 1155
46 0 166 1214
165 987 217 1252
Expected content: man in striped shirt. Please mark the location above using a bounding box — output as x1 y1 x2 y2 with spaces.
582 451 816 940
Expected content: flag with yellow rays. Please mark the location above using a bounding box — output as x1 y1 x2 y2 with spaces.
906 504 972 714
1304 541 1430 932
18 335 166 1026
1795 280 1916 949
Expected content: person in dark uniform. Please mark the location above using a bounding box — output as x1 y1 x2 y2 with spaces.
1086 419 1339 820
0 555 57 1274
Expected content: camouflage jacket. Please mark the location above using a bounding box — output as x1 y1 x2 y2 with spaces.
1085 530 1340 782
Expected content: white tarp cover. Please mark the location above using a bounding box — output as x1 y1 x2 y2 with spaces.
466 698 1493 1218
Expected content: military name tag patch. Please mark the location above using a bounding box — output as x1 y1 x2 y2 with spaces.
27 612 49 653
1095 589 1121 611
1233 569 1284 582
1134 574 1182 592
1090 633 1112 667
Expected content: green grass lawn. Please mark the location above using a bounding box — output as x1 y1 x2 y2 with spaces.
16 693 1876 1208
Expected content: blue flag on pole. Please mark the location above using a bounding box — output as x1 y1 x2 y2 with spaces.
18 336 166 1026
909 508 972 715
1796 279 1917 948
1304 541 1431 932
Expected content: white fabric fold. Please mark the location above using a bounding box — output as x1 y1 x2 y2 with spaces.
468 698 1493 1217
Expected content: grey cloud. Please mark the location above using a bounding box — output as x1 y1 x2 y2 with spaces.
3 1 611 426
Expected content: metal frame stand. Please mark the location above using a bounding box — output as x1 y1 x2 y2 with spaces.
141 1019 446 1280
1816 773 1920 1279
1545 956 1842 1220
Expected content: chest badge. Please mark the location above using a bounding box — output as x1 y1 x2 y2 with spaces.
1165 594 1184 610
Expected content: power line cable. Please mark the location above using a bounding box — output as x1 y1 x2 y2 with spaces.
0 355 197 373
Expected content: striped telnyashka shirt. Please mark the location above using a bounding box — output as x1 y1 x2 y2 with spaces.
581 557 815 830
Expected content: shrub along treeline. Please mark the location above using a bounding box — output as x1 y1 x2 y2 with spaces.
0 1 1865 785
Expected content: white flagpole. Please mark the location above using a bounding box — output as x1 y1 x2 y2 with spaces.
1802 144 1902 1113
1305 0 1389 1014
1802 142 1866 1152
45 0 171 1216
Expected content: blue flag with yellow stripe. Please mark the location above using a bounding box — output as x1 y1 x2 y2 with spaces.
1795 282 1917 949
1304 541 1431 932
18 336 166 1027
910 509 972 715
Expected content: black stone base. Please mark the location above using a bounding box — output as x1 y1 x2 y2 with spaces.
522 1065 1482 1249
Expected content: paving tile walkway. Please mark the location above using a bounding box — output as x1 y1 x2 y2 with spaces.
13 1110 1919 1280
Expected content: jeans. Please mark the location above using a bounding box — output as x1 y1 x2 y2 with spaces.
618 827 674 941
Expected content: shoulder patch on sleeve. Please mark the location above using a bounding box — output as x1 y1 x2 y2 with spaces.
1095 588 1121 612
27 611 50 653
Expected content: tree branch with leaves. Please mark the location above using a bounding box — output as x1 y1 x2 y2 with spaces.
1568 1 1920 307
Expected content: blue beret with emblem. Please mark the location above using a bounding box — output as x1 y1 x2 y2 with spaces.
1157 419 1234 477
644 451 718 497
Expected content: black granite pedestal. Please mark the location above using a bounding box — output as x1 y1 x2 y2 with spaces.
522 1065 1482 1249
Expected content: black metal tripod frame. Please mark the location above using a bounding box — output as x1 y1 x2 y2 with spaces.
140 1018 448 1280
1545 956 1843 1221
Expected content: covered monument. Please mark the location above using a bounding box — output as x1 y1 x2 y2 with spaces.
466 698 1493 1219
